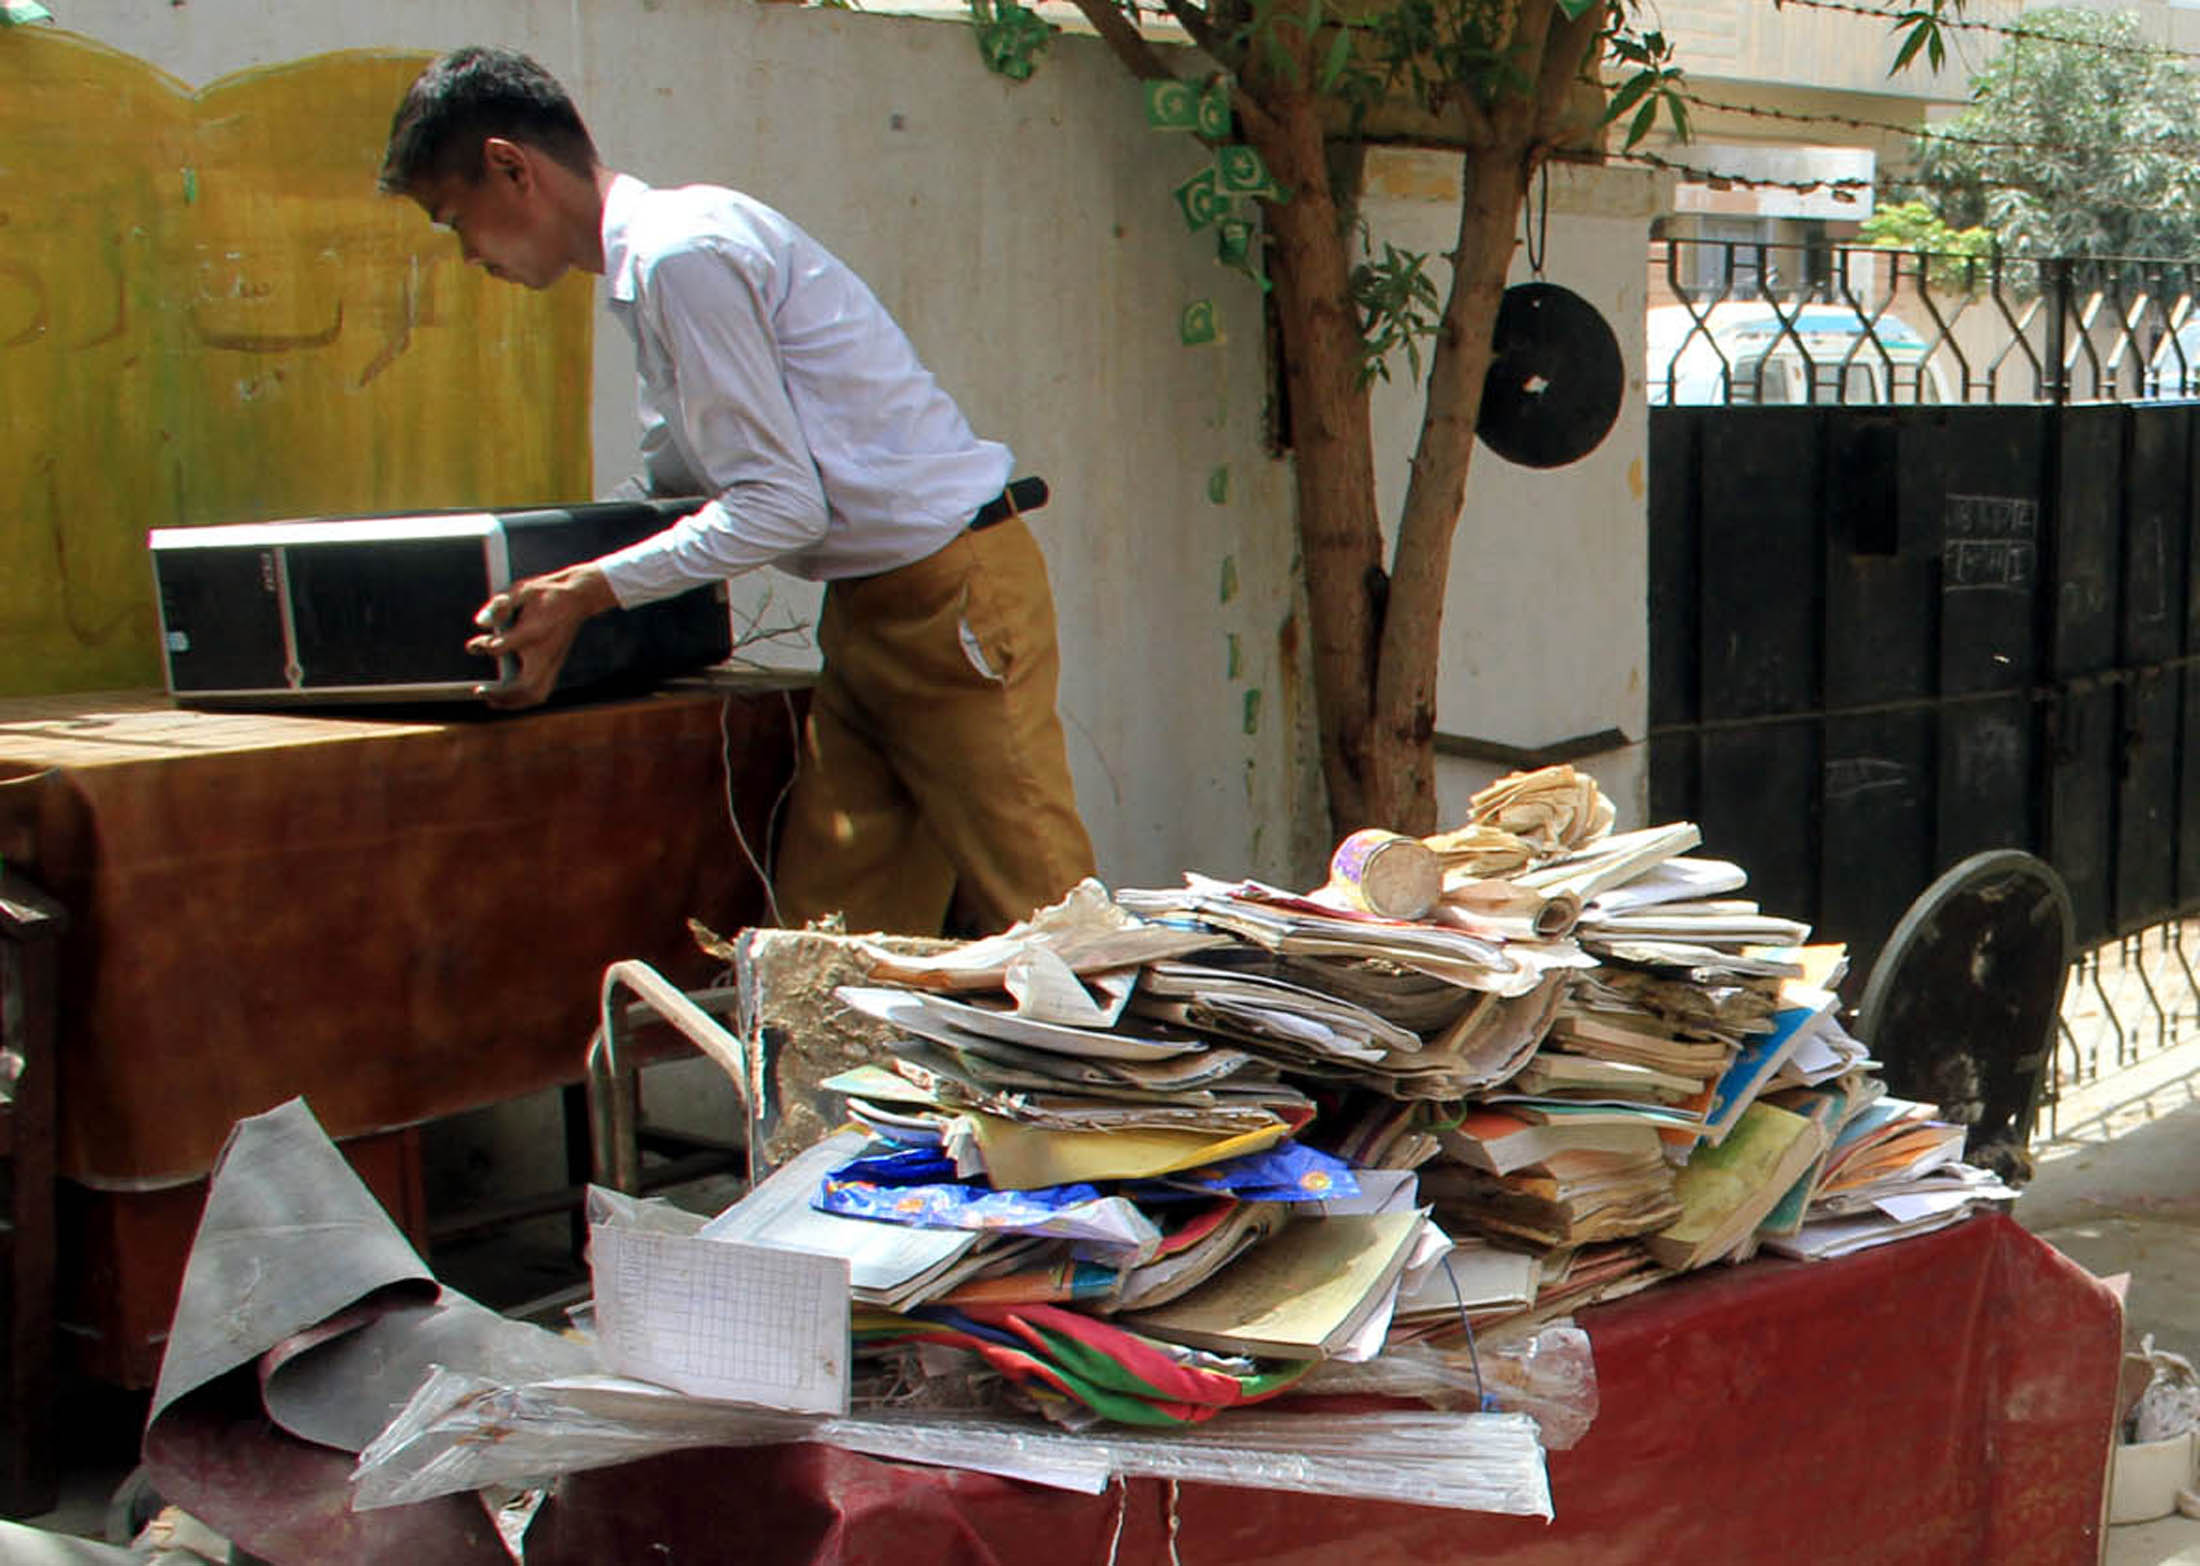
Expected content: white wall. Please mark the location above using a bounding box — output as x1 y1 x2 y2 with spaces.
51 4 1657 857
1360 151 1656 829
52 0 1325 891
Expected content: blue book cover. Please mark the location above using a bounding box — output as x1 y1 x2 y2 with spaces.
1703 1000 1833 1145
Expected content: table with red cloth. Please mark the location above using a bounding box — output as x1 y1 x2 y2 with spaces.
146 1211 2123 1566
0 681 795 1383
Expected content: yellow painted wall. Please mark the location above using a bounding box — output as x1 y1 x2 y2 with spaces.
0 34 593 696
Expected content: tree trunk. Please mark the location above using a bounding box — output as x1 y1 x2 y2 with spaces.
1363 155 1527 833
1242 91 1387 836
1363 0 1607 834
1077 0 1609 844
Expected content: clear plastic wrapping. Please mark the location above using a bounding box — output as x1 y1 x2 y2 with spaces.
352 1370 1551 1520
1297 1325 1599 1449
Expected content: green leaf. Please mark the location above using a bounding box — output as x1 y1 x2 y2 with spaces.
1626 94 1658 150
1602 69 1654 127
1890 24 1929 75
1180 298 1221 346
1318 27 1353 92
1554 0 1602 17
968 0 1055 82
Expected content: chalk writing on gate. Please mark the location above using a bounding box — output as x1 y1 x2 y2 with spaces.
1943 494 2038 591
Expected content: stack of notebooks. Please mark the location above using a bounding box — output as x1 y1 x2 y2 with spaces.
1758 1093 2017 1260
669 763 2018 1435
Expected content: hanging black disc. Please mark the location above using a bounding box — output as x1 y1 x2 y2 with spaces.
1476 281 1625 470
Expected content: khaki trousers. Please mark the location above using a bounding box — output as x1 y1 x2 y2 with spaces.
775 516 1097 936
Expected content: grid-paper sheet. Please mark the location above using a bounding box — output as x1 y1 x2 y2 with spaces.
590 1224 849 1415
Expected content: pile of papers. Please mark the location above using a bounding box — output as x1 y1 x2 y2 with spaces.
622 766 2016 1437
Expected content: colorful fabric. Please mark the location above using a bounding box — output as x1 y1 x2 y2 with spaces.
854 1301 1312 1428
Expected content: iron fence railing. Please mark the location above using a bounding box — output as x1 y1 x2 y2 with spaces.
1650 237 2200 408
2041 920 2200 1142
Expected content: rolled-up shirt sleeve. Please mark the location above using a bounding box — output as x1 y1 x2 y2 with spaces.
595 243 831 608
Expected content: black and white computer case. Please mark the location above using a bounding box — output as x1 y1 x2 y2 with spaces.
149 499 731 707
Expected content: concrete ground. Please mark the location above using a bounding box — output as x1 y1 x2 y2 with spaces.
2023 1042 2200 1565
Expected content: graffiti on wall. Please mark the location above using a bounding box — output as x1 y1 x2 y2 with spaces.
0 33 594 695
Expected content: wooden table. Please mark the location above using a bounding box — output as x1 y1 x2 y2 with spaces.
0 680 797 1384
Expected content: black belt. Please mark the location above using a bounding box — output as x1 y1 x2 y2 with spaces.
970 475 1049 531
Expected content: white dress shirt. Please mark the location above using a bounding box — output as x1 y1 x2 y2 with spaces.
592 175 1013 605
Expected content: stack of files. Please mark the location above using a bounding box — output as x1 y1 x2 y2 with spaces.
1327 1096 1446 1171
1131 954 1573 1101
1121 875 1590 997
1643 1100 1833 1270
856 876 1228 993
1431 876 1583 940
1512 821 1704 905
1761 1164 2018 1261
831 986 1310 1190
1132 959 1422 1067
1586 966 1783 1049
1693 977 1846 1146
1195 948 1496 1036
1385 1237 1540 1339
1437 1106 1671 1176
1108 1200 1292 1312
1419 1142 1681 1250
1583 937 1806 986
1764 1008 1871 1089
1753 946 1874 1090
1479 1075 1711 1145
1119 1209 1436 1362
1575 899 1812 949
1502 1051 1705 1106
1800 1096 1971 1210
1429 1239 1663 1347
1527 1241 1665 1321
1578 856 1747 918
697 1131 991 1310
1750 1075 1874 1239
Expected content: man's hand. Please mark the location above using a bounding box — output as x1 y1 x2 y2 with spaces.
467 562 619 710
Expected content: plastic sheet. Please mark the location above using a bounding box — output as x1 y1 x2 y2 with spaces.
351 1371 1551 1520
2128 1335 2200 1444
1296 1325 1599 1449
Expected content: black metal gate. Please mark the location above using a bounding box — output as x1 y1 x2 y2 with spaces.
1647 397 2200 983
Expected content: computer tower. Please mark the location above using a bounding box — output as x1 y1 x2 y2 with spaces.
149 499 732 707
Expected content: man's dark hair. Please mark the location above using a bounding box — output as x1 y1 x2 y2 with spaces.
379 46 600 196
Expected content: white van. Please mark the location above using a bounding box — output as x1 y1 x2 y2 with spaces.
1648 302 1952 407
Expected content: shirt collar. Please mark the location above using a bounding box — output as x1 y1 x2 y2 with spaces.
601 173 651 304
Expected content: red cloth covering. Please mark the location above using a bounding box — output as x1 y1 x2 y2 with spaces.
525 1214 2119 1566
144 1214 2119 1566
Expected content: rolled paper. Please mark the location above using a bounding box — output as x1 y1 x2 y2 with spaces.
1327 828 1443 921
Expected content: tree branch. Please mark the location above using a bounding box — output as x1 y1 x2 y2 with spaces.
1529 0 1610 148
1066 0 1178 81
1489 0 1557 144
1229 80 1283 148
1156 0 1234 66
